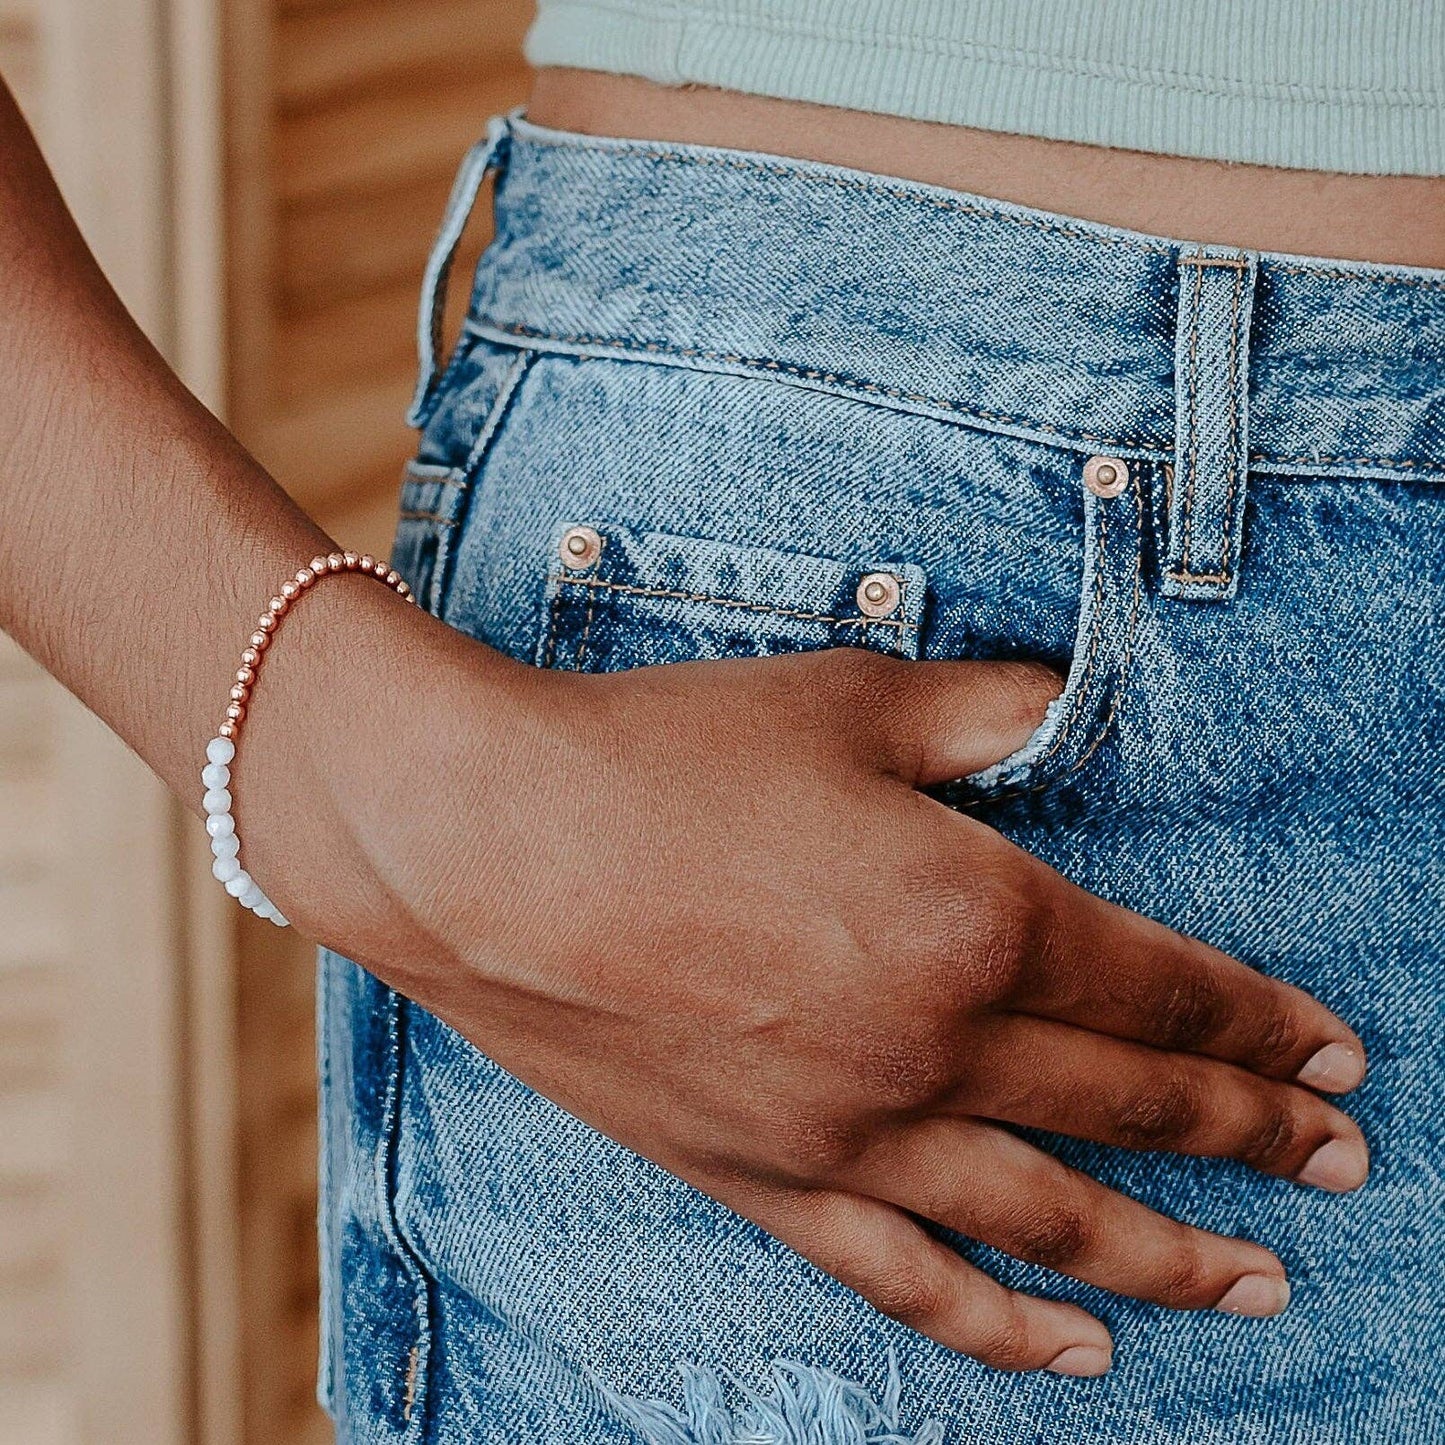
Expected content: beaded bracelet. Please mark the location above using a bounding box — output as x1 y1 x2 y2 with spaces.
202 550 414 926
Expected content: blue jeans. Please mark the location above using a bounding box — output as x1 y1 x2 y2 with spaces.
318 113 1445 1443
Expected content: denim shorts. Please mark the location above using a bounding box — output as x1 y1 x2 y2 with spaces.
317 113 1445 1444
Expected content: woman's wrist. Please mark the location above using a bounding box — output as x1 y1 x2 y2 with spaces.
225 567 549 979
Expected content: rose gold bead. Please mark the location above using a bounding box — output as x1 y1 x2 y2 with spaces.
281 581 300 601
309 556 329 576
342 551 360 570
269 596 288 616
241 647 260 667
327 552 345 571
226 703 246 723
258 612 277 633
219 721 237 740
230 684 249 703
385 569 402 588
236 665 255 686
358 554 375 573
397 582 412 597
249 631 269 651
297 568 318 588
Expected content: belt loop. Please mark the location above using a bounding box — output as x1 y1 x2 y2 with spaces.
406 110 515 429
1161 246 1258 603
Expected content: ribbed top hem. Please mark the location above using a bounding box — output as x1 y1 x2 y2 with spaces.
525 0 1445 176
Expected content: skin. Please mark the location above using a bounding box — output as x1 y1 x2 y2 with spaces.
0 68 1391 1379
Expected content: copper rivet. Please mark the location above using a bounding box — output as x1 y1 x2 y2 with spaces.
560 525 603 569
1083 455 1128 498
856 572 901 619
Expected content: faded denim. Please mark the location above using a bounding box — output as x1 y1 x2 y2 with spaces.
318 113 1445 1443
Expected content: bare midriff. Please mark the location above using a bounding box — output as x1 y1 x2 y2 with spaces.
528 69 1445 271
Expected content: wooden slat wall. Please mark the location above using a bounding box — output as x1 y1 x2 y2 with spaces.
224 6 533 1441
0 639 76 1445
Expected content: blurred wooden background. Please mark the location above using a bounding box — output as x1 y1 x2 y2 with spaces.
0 2 532 1442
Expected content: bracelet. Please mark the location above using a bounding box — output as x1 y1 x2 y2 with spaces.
202 550 414 926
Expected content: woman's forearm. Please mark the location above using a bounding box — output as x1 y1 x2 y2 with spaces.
0 72 537 943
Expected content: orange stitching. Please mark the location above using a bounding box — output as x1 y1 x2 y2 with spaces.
1214 259 1246 581
1275 262 1445 291
1179 254 1250 270
541 581 564 669
991 468 1145 803
1165 568 1232 583
521 134 1445 291
1252 450 1445 474
489 321 1164 455
571 541 606 671
521 133 1175 256
555 574 919 631
402 1342 420 1422
1177 259 1204 573
1018 490 1110 777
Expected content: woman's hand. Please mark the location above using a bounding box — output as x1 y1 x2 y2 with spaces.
286 613 1368 1379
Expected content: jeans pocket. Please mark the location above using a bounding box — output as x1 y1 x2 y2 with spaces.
536 520 928 672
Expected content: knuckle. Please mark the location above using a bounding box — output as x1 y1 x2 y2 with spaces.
771 1113 869 1181
870 1267 949 1331
1249 1004 1307 1074
1151 1234 1214 1308
1150 969 1230 1053
970 1298 1038 1372
1001 1197 1096 1271
1112 1068 1206 1151
1234 1097 1301 1171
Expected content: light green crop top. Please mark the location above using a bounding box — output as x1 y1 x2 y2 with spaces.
524 2 1444 176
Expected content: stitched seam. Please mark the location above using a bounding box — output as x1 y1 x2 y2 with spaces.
398 509 457 525
1166 569 1232 582
488 320 1165 454
571 542 606 671
541 579 565 669
992 469 1144 802
556 574 919 631
1252 451 1445 474
516 133 1445 291
1274 262 1445 291
1018 492 1110 776
1178 255 1251 269
520 133 1174 254
1178 259 1204 573
1216 259 1246 581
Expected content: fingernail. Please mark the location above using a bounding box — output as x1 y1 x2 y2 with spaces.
1215 1273 1291 1318
1296 1137 1369 1192
1296 1042 1366 1093
1046 1345 1112 1377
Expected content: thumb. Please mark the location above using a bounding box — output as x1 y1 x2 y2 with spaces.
878 658 1064 786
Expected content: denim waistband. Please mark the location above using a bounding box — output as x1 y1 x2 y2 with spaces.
416 115 1445 555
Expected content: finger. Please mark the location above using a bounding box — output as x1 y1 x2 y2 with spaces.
869 657 1064 784
959 1015 1369 1191
1013 860 1367 1093
853 1118 1293 1318
745 1183 1114 1375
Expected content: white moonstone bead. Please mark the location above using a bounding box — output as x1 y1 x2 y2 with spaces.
212 855 242 884
205 813 235 839
224 871 252 899
238 881 265 910
253 899 276 921
210 832 240 859
203 788 233 815
271 912 289 928
201 761 231 790
207 736 236 766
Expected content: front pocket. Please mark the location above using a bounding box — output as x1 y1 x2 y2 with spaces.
536 521 929 672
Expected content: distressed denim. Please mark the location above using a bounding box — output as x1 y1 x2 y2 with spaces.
317 114 1445 1444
